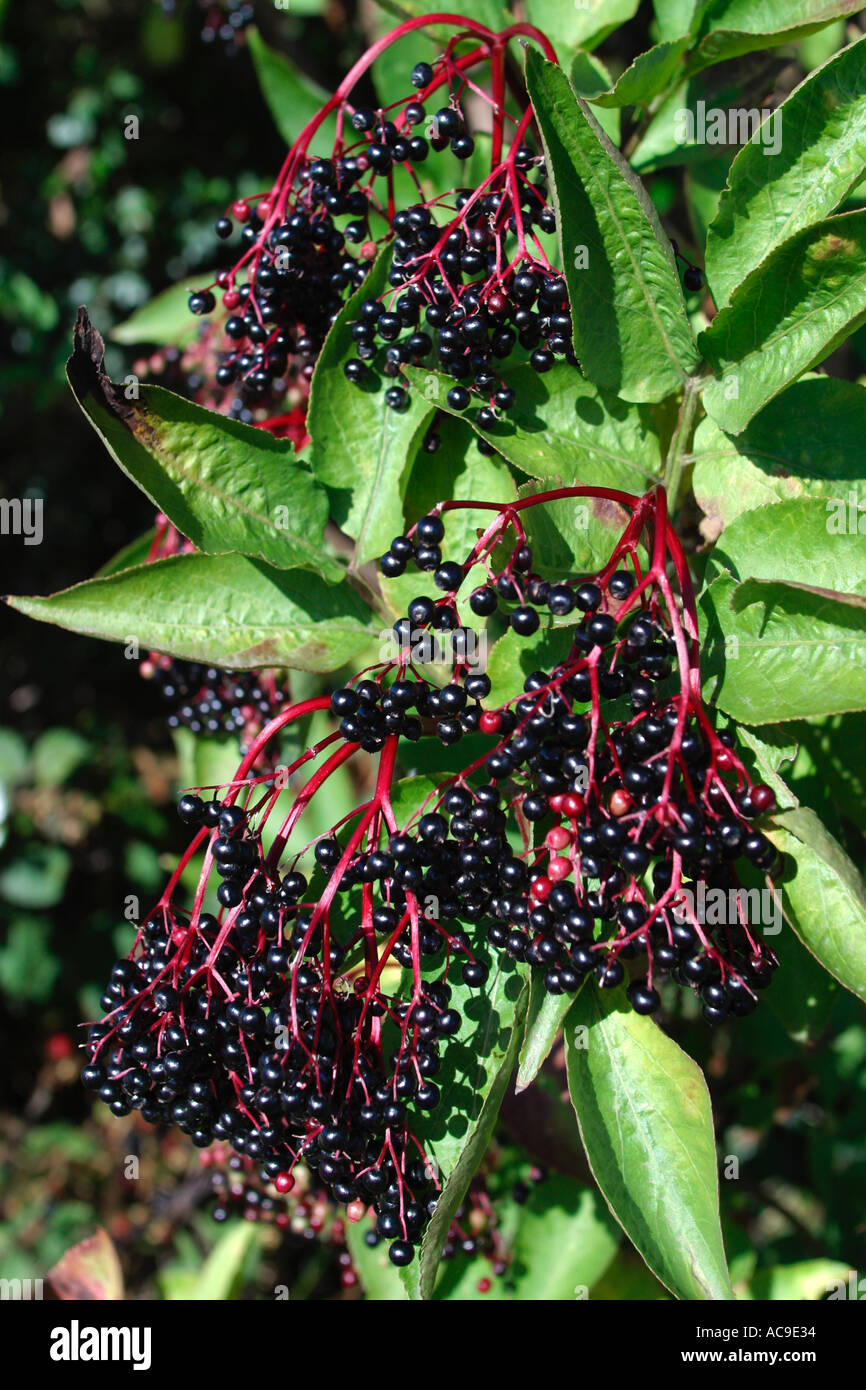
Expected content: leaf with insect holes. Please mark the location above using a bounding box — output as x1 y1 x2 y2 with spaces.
705 35 866 307
525 52 699 403
565 987 735 1301
397 949 527 1300
700 212 866 434
308 248 437 568
68 311 340 580
6 552 377 673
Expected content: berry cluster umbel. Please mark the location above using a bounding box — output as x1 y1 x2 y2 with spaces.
185 16 566 418
84 483 779 1266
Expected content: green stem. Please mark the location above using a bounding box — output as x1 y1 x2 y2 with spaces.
663 374 702 513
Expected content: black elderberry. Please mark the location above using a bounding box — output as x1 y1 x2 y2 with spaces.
410 61 434 88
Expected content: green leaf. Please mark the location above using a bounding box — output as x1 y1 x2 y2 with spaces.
518 478 647 583
384 0 511 30
399 950 528 1300
0 917 61 1003
516 971 577 1092
706 36 866 307
765 805 866 1003
565 986 734 1301
748 1259 855 1300
484 625 574 706
7 553 376 673
525 52 699 403
110 274 211 347
692 377 866 528
767 919 841 1043
308 249 436 566
713 497 866 596
510 1176 620 1299
166 1223 260 1301
687 0 862 74
568 52 622 145
68 315 339 580
526 0 640 54
0 846 70 910
32 728 91 788
247 28 336 155
699 569 866 722
406 363 662 489
591 38 691 108
653 0 701 41
700 212 866 434
344 1219 409 1300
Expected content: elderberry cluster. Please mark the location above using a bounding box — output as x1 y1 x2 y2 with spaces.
343 174 573 415
141 655 286 753
83 786 497 1267
190 54 575 415
373 513 781 1025
197 184 372 412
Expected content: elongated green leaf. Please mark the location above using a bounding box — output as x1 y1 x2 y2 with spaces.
398 947 527 1300
188 1223 260 1301
701 211 866 433
687 0 862 74
247 28 336 155
527 0 640 53
713 497 866 595
765 806 866 1003
516 971 577 1092
526 52 699 402
68 312 339 579
591 38 691 108
110 274 214 347
692 377 866 528
308 250 436 567
706 36 866 306
510 1177 620 1298
699 569 866 722
565 987 734 1301
6 553 376 673
406 363 661 488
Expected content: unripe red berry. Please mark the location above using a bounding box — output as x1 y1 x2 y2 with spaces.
750 783 776 814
